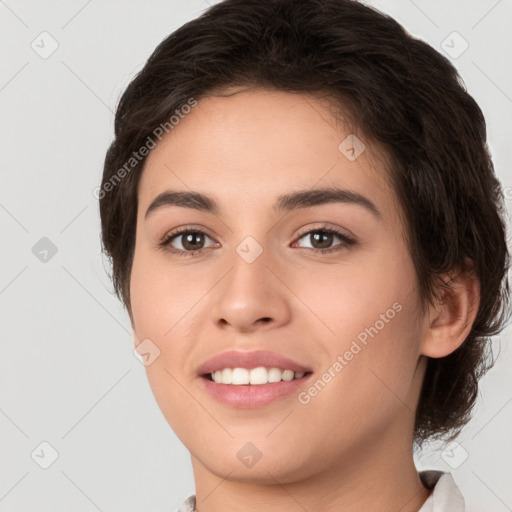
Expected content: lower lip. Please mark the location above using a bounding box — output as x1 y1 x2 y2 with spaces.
199 375 311 408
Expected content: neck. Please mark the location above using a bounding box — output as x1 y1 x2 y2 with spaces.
191 424 431 512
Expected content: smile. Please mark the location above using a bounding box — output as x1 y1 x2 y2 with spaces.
208 366 306 385
197 349 313 408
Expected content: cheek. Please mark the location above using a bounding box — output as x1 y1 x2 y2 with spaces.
312 244 423 395
301 245 420 344
295 294 423 458
129 247 204 435
130 245 205 342
129 246 212 402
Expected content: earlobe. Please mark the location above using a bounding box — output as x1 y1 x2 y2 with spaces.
420 261 480 359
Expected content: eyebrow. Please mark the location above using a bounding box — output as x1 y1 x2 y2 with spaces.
144 187 382 219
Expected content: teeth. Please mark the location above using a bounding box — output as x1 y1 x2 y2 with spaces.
221 368 232 382
232 368 249 385
268 367 282 383
282 369 294 381
210 367 306 385
249 366 267 385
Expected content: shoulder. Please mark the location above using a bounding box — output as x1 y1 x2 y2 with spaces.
175 494 196 512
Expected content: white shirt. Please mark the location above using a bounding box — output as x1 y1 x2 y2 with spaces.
417 470 465 511
176 470 465 511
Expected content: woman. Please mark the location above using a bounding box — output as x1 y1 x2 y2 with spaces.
98 0 510 510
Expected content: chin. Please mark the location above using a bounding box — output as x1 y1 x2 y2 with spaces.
191 438 322 485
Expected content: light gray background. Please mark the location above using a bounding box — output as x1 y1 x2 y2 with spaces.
1 1 511 511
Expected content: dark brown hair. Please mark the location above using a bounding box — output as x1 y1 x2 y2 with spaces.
99 0 511 446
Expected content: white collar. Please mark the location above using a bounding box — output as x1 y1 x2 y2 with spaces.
417 470 465 511
177 470 465 512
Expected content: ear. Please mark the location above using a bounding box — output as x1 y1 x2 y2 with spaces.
420 259 480 358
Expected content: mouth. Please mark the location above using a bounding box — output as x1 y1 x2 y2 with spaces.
196 350 313 408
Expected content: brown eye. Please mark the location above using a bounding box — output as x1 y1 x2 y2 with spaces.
295 227 356 253
308 231 335 250
178 231 206 251
160 228 217 256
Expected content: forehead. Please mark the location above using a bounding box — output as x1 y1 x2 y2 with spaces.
138 89 396 220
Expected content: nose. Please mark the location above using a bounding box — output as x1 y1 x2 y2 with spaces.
209 246 292 334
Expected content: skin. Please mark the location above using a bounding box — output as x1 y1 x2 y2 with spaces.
129 88 480 512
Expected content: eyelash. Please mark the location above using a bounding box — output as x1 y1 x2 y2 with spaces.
159 224 357 257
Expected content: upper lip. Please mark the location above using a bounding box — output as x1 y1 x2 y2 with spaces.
197 350 312 376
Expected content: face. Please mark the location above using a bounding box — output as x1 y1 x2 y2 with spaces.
130 89 429 484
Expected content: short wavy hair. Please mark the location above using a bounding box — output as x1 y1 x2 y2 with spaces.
99 0 511 446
